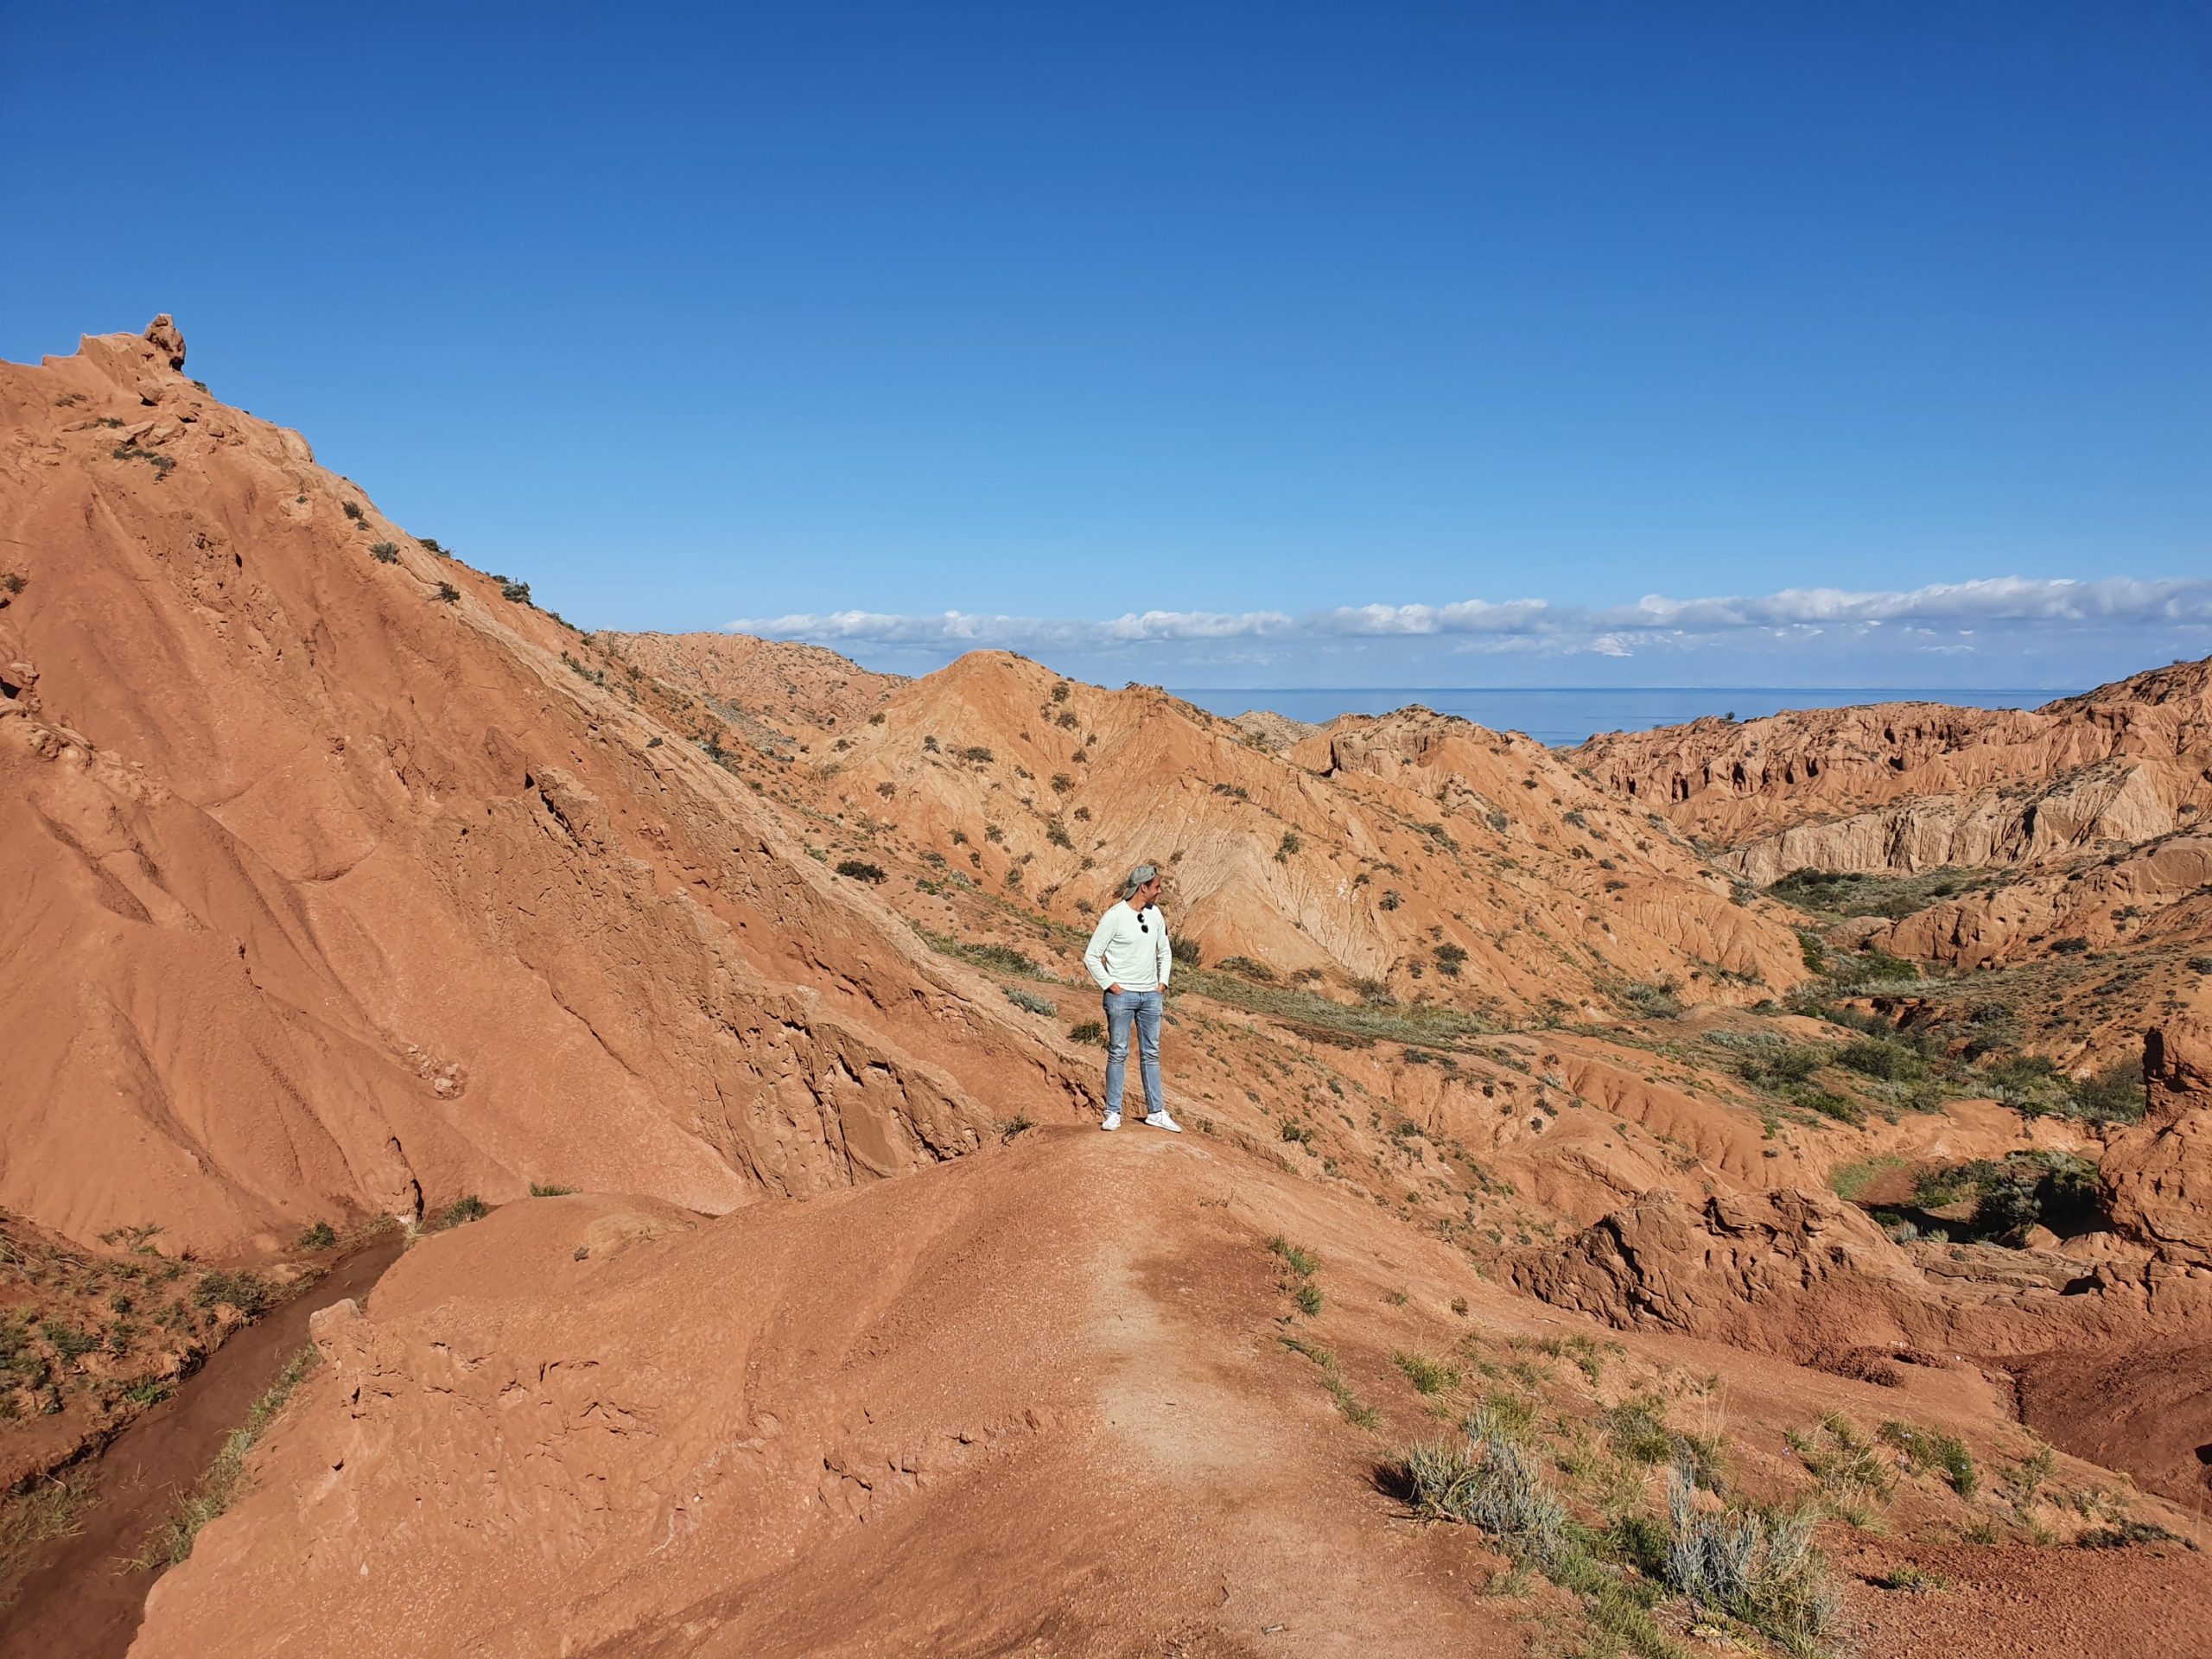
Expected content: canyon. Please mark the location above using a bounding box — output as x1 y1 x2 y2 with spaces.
3 321 2209 1658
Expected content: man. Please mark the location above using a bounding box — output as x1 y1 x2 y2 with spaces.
1082 863 1181 1133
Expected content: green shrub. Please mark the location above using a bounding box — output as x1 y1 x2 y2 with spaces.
1879 1421 1977 1497
111 442 175 477
1170 936 1202 967
368 541 400 563
1068 1020 1106 1046
1434 942 1468 978
1600 1395 1676 1465
1275 830 1302 861
1618 979 1682 1018
1217 955 1276 982
1392 1351 1459 1395
917 931 1046 977
2068 1059 2145 1125
192 1269 275 1316
0 572 25 595
1836 1037 1916 1080
499 578 531 603
835 859 887 882
528 1183 576 1198
1732 1041 1827 1089
436 1195 490 1230
341 500 365 521
434 581 460 603
1267 1236 1320 1277
297 1221 337 1250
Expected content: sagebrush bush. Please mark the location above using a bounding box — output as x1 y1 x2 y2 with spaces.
1619 979 1682 1018
1401 1431 1571 1572
1002 985 1056 1016
835 859 887 883
1663 1465 1838 1654
368 541 400 563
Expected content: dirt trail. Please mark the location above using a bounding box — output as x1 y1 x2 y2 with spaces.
0 1235 404 1659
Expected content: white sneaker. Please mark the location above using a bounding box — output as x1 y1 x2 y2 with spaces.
1101 1111 1122 1131
1144 1110 1183 1134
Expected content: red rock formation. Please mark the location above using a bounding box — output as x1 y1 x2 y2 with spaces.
2102 1019 2212 1268
0 320 1092 1254
1573 662 2212 882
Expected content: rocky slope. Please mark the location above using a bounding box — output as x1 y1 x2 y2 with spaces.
1572 660 2212 885
10 321 2212 1659
130 1128 2212 1659
605 639 1812 1019
0 321 1090 1256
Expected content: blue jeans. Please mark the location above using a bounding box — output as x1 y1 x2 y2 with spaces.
1103 988 1164 1116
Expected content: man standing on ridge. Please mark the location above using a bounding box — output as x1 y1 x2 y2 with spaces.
1084 863 1181 1133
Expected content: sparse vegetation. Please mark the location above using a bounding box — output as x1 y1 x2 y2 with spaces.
1392 1350 1459 1395
1068 1020 1106 1046
529 1183 577 1197
341 500 365 521
111 442 175 478
1879 1420 1978 1498
434 581 461 603
1769 866 2006 920
1 1467 94 1595
0 572 25 595
915 929 1047 979
1002 985 1056 1016
435 1195 490 1230
369 540 400 563
297 1221 338 1250
1618 979 1682 1019
835 858 887 882
134 1345 319 1567
499 578 531 603
1787 1412 1893 1527
1664 1465 1838 1652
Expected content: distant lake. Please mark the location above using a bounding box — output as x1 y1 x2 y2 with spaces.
1166 687 2068 748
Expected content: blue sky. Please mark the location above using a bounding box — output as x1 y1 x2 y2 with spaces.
3 2 2207 690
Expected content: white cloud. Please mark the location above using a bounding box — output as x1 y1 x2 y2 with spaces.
728 575 2212 656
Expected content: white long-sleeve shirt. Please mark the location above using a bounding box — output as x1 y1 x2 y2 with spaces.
1084 900 1172 991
